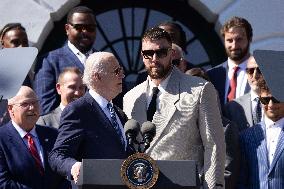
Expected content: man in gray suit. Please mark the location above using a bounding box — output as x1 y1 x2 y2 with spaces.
37 67 85 129
224 55 264 131
123 27 225 189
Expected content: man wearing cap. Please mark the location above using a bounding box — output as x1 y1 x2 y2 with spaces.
239 50 284 188
207 17 252 108
0 86 67 188
224 56 264 132
34 6 96 115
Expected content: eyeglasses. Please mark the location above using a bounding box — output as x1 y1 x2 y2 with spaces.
12 100 39 109
68 23 96 32
141 48 171 59
246 67 261 75
112 66 124 76
259 96 280 105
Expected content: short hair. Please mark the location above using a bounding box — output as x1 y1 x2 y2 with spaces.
58 67 82 84
142 26 172 45
185 67 210 81
158 21 187 51
83 52 114 88
258 79 270 94
0 23 26 42
220 16 253 41
67 6 96 23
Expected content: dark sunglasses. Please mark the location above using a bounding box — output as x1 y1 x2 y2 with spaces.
246 67 261 75
259 96 280 105
141 48 171 59
69 23 96 32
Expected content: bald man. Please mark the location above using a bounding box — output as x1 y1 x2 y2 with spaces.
0 86 67 189
49 52 132 188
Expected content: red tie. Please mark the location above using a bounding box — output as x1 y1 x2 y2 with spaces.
25 133 44 175
227 66 240 102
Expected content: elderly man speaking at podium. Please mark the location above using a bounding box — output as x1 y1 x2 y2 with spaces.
49 52 132 188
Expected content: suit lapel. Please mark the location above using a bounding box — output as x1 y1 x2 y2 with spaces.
252 123 269 170
64 45 84 71
269 127 284 173
7 123 37 168
243 94 253 126
131 82 148 124
150 68 180 147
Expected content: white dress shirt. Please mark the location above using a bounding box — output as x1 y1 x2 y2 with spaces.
68 41 92 65
265 116 284 165
146 70 172 111
12 120 45 167
89 89 127 146
224 58 248 103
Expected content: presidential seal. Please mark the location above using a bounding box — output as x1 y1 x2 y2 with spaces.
121 153 159 189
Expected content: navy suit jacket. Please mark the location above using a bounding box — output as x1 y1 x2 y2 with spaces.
239 122 284 189
0 122 65 189
49 92 131 180
34 44 91 115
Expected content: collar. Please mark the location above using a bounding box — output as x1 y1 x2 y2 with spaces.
60 103 65 111
11 120 37 139
227 58 248 71
89 89 110 110
264 116 284 129
250 90 259 102
148 69 172 93
67 41 92 57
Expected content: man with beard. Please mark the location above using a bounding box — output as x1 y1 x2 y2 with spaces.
224 55 265 131
37 67 85 129
207 17 253 108
123 27 225 189
35 6 96 115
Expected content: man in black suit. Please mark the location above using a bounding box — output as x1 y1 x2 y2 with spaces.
49 52 131 186
0 86 65 189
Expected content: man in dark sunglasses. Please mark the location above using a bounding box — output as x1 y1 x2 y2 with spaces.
35 6 97 115
224 55 265 131
124 27 225 188
239 50 284 188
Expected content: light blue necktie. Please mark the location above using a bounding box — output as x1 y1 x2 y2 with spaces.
107 103 125 148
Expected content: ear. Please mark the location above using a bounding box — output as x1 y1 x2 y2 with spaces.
56 83 62 95
93 72 101 81
65 24 70 35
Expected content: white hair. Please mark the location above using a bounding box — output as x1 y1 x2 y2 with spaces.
83 51 115 89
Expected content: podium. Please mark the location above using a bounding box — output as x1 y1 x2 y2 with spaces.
77 159 199 189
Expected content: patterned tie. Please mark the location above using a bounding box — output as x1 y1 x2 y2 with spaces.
147 87 159 121
107 103 125 148
25 133 44 175
227 66 240 102
253 97 262 124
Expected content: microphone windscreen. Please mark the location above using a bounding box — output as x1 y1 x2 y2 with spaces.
124 119 140 135
141 121 156 136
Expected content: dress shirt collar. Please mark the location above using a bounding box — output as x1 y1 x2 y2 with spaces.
68 41 92 63
89 89 110 110
264 116 284 129
227 58 248 71
148 69 172 93
250 90 259 102
11 120 37 139
60 103 65 111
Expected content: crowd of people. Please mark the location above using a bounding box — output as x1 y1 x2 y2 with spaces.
0 5 284 189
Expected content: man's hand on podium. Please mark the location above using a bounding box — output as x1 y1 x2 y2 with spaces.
71 162 82 184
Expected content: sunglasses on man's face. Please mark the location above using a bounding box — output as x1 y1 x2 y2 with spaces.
246 67 261 75
141 48 171 59
69 23 96 32
259 96 280 105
